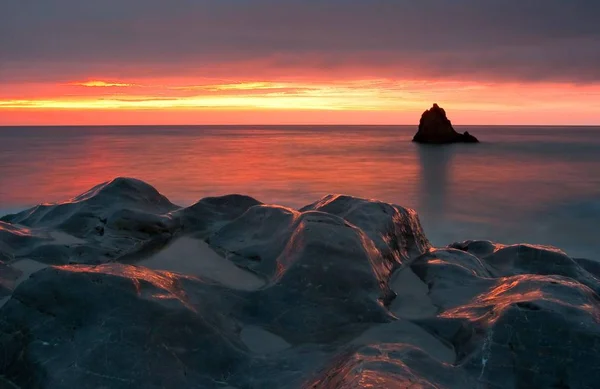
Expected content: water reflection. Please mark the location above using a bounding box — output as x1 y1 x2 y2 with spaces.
0 126 418 210
1 125 600 258
416 145 456 220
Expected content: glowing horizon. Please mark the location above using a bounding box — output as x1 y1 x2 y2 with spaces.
3 1 599 125
2 77 600 126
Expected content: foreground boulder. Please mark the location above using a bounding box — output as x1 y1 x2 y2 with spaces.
0 178 180 264
412 104 479 144
1 178 599 389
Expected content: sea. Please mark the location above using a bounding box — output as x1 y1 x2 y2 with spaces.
1 125 599 259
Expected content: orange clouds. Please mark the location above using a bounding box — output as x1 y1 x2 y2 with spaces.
67 80 137 87
1 77 600 125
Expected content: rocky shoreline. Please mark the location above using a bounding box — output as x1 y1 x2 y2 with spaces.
1 178 599 388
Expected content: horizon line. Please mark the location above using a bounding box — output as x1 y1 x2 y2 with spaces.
1 123 599 128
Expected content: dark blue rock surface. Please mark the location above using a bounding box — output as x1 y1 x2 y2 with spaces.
1 178 599 388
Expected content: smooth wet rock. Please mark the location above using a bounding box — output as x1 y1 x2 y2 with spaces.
1 178 599 389
0 222 49 254
241 209 395 343
0 244 12 263
449 239 499 258
207 204 299 278
301 194 431 264
0 178 181 264
0 265 249 389
172 194 262 238
408 249 495 311
307 343 476 388
412 104 479 144
574 257 600 278
482 244 600 293
455 275 600 388
351 319 456 364
2 178 177 228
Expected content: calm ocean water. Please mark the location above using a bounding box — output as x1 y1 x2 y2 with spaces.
1 125 599 258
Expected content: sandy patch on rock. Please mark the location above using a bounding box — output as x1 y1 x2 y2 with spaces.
240 325 291 354
390 266 438 319
140 237 265 291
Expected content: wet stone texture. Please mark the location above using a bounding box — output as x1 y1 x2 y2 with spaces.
1 178 599 388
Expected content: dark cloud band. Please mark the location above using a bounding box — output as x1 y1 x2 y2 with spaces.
1 0 599 82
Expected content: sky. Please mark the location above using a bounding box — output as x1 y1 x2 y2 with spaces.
1 0 600 125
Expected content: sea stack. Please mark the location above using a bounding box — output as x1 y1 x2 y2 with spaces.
412 103 479 144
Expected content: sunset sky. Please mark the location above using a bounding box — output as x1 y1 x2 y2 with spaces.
1 0 599 125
